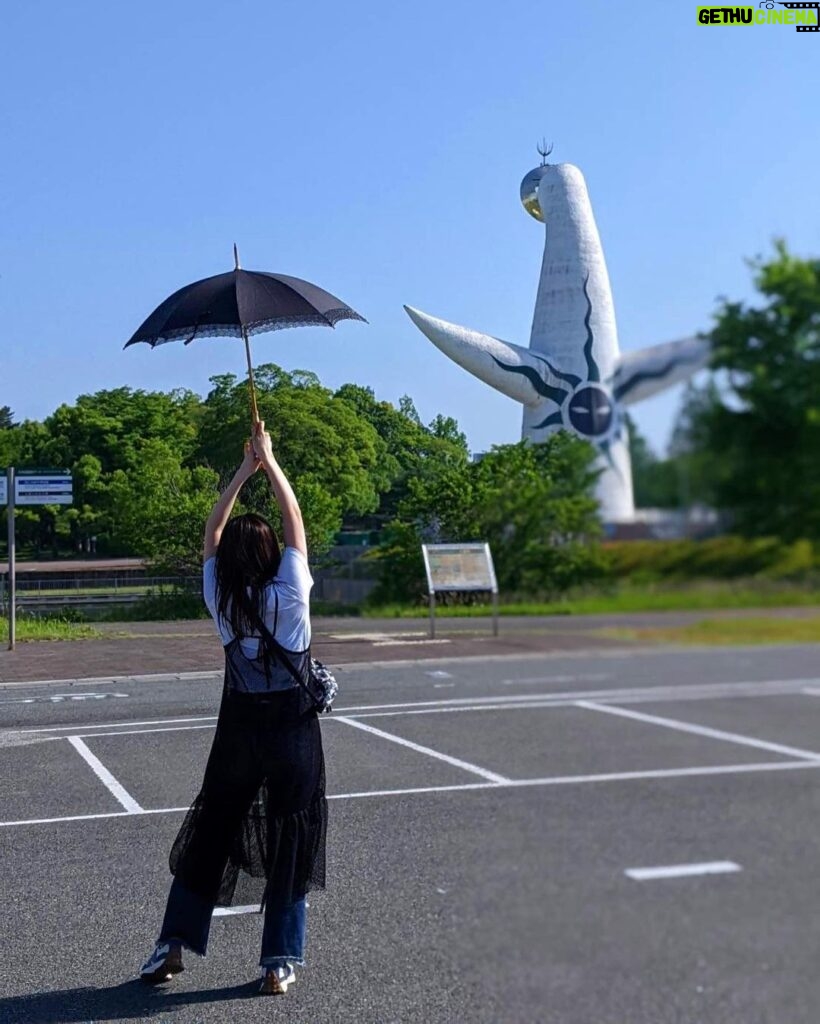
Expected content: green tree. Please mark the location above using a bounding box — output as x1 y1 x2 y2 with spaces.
369 434 604 603
198 367 392 555
0 406 15 430
473 436 604 594
108 439 219 573
335 383 469 521
684 242 820 537
42 387 201 472
0 420 50 469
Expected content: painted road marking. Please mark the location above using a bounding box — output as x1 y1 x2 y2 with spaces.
625 861 741 881
425 671 453 678
71 724 218 739
213 905 260 917
66 736 143 814
575 700 820 762
372 639 452 647
0 671 220 691
500 673 610 686
326 632 442 643
13 678 816 735
0 692 129 705
1 760 818 829
334 716 510 783
19 715 219 734
58 693 820 736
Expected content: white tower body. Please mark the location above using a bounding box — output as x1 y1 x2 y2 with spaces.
524 162 632 520
529 164 618 377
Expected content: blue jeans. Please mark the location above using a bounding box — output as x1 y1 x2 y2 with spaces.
159 878 307 968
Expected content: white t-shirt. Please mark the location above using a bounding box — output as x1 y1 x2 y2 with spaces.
203 546 313 658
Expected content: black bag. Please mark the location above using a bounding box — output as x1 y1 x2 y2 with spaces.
303 658 339 714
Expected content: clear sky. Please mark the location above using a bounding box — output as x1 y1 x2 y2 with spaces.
1 1 817 456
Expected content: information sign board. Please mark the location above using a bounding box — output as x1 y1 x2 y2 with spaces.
15 472 73 505
421 542 498 638
422 542 498 593
0 475 6 505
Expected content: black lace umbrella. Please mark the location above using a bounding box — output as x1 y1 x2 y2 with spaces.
125 245 366 422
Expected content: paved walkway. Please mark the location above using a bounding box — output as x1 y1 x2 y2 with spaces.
1 606 818 684
0 617 636 683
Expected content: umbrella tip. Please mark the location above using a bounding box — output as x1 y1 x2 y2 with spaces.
233 243 241 270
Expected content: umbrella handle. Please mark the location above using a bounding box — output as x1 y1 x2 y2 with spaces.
242 327 260 424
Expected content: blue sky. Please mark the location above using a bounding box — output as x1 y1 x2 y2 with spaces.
1 1 817 456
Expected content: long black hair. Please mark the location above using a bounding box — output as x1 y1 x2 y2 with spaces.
215 513 282 639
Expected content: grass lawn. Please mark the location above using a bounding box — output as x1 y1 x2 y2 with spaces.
0 617 103 642
364 581 820 618
16 584 154 597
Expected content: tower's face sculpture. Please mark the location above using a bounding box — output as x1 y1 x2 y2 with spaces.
405 158 710 522
567 385 615 437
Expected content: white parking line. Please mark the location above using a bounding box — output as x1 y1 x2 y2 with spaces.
213 905 260 917
575 701 820 762
73 724 218 739
334 716 510 783
65 700 583 738
1 759 818 829
0 692 129 705
625 861 741 881
66 736 143 813
14 676 814 735
500 673 610 686
45 685 817 736
18 715 218 735
373 639 452 647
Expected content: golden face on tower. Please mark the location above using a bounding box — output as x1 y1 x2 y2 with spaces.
520 167 546 222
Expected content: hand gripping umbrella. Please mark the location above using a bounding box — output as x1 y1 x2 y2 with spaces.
124 245 366 423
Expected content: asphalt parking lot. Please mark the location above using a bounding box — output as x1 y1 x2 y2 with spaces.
1 644 819 1023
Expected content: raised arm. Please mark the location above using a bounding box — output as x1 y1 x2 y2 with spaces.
203 441 260 561
252 420 307 558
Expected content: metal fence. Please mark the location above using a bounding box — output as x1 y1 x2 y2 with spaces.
0 572 376 614
0 576 199 613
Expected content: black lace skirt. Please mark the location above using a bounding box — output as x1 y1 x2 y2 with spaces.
168 684 327 910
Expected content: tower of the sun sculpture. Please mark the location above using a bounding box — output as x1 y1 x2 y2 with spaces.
404 151 710 521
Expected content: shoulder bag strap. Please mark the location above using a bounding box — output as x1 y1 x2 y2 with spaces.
250 593 312 697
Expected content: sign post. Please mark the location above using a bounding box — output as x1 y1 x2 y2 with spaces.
3 468 73 650
421 542 499 639
6 468 15 650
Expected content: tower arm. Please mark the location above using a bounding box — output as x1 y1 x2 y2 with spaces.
404 305 568 408
612 336 711 406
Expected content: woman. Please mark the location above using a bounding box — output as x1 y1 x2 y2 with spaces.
140 420 327 996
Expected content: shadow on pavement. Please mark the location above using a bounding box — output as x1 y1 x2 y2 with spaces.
0 978 263 1022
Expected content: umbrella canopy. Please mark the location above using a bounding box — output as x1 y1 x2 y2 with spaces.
124 247 366 421
124 270 366 347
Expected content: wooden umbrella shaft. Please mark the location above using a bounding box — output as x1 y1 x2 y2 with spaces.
242 326 260 424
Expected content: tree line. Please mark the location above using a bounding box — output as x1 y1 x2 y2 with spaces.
0 366 603 594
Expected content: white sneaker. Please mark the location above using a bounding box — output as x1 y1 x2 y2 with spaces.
259 963 296 995
140 942 184 983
